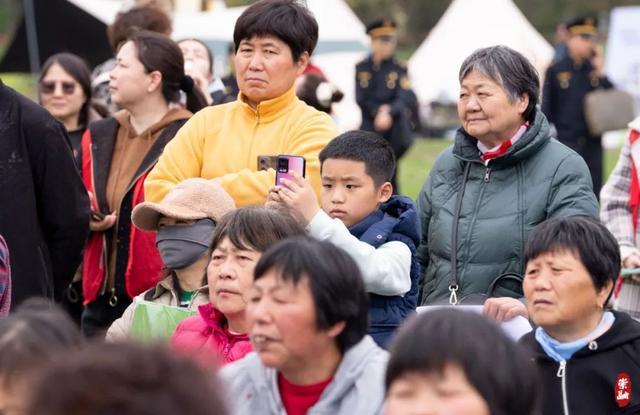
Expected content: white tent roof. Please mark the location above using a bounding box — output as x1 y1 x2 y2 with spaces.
408 0 553 105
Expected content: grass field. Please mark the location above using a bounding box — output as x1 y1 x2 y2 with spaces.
1 72 36 98
398 138 621 200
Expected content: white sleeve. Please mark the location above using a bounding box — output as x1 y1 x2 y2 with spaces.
307 210 412 296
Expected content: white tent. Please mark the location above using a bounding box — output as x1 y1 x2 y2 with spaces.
606 6 640 112
66 0 368 130
408 0 553 105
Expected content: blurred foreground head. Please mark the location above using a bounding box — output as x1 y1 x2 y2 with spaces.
0 299 83 415
385 309 539 415
26 342 227 415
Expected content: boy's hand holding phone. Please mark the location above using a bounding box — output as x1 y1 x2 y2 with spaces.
274 171 319 225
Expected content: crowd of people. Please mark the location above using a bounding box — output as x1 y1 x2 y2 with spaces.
1 0 640 413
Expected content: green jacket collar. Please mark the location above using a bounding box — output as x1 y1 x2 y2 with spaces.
453 110 551 166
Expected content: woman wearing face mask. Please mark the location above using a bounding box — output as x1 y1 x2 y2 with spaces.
105 178 235 341
170 207 305 367
81 30 208 337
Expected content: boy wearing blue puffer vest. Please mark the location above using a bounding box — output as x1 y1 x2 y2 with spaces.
268 130 420 348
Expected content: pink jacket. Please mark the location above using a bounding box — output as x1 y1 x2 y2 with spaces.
171 303 252 367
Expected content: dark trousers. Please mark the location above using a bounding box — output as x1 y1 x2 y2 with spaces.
81 293 131 337
60 280 84 326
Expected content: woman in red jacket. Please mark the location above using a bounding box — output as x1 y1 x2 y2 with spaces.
81 30 207 337
171 207 304 366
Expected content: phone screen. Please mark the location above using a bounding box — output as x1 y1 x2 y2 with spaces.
275 155 306 186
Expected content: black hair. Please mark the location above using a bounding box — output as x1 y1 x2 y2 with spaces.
386 309 540 415
126 30 208 113
26 342 228 415
459 45 540 123
0 298 83 389
211 207 305 254
108 6 172 52
296 73 344 114
233 0 318 61
319 130 396 187
254 237 369 354
39 53 93 128
177 38 214 76
524 216 621 293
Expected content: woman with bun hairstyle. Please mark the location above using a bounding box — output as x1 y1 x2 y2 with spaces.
81 30 207 337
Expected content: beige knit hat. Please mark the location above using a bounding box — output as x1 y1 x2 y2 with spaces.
132 178 236 231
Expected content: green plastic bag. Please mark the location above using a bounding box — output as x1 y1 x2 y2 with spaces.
130 299 198 341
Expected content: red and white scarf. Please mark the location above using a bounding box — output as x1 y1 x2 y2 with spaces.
477 123 529 165
628 120 640 232
613 118 640 300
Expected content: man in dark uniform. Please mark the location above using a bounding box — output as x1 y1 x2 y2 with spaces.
356 18 418 193
542 16 613 196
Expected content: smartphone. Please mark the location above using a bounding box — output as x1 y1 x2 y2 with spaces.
275 155 306 186
91 210 106 221
257 155 278 171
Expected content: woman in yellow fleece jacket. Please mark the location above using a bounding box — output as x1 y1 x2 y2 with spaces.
145 0 338 206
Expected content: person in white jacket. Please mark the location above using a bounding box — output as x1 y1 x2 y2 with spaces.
220 238 388 415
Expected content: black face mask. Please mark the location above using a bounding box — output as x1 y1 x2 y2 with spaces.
156 219 216 269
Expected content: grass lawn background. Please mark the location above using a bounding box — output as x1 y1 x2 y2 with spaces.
1 72 622 200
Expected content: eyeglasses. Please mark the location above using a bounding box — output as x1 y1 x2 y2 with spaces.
39 80 76 95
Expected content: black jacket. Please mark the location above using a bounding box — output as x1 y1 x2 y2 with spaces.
0 81 89 308
355 56 418 158
542 55 613 146
521 311 640 414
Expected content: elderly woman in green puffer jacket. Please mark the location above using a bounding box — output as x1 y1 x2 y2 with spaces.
417 45 598 320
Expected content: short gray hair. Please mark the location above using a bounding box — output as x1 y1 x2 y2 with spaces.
459 45 540 122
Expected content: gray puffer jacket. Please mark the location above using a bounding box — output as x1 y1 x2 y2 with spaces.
417 110 598 305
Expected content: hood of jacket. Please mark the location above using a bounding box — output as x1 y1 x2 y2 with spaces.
198 303 231 332
379 195 421 247
149 275 208 301
227 335 387 414
350 195 420 249
113 107 192 140
453 109 552 166
310 336 388 411
522 311 640 361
